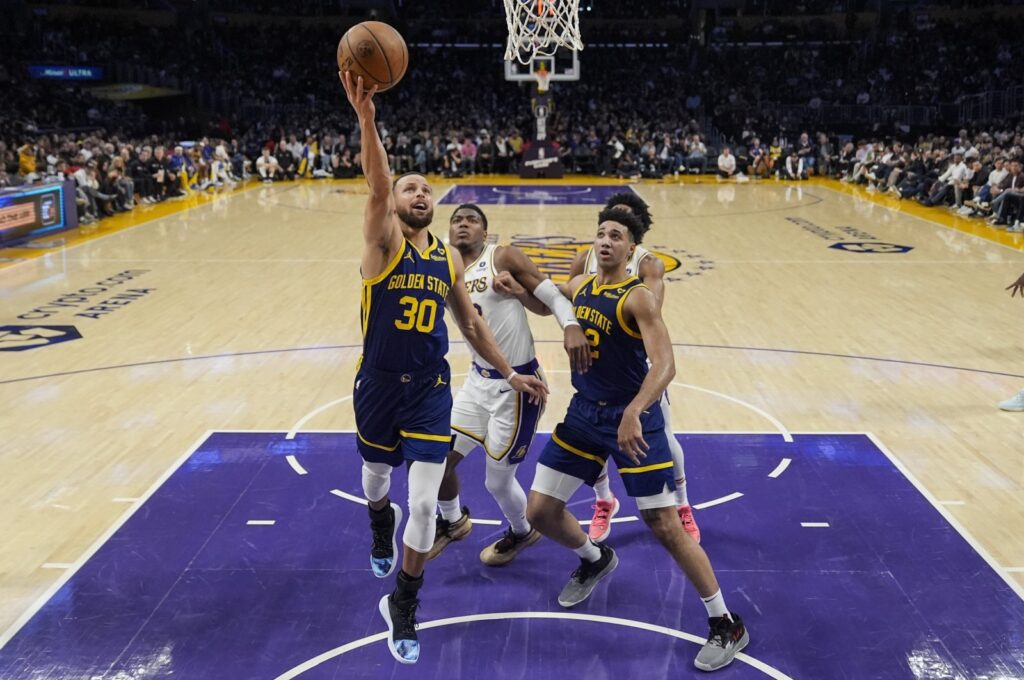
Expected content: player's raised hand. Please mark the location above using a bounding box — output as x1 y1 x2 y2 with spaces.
492 270 526 297
1006 272 1024 298
617 409 649 466
339 71 377 120
508 373 549 407
564 325 592 374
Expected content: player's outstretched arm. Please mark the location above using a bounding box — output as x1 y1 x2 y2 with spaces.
494 246 591 373
339 71 402 278
617 286 676 464
447 248 549 405
1007 272 1024 298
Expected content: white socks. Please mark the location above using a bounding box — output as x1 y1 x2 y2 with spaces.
438 497 463 523
593 470 614 502
701 590 731 619
573 537 602 562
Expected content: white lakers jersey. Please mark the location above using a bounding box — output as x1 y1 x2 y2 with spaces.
584 244 652 276
464 244 536 368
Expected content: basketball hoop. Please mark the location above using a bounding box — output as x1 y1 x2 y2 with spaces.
504 0 583 65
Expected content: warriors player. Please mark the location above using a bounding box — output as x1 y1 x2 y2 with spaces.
340 72 547 664
428 203 590 565
569 192 699 544
526 208 749 671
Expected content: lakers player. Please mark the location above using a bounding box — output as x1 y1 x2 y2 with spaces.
526 208 750 672
340 72 548 665
568 192 699 544
427 203 590 565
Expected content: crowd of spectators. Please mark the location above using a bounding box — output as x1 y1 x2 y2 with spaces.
5 2 1024 233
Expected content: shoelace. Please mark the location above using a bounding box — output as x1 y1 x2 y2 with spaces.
570 551 603 583
495 528 518 552
592 504 611 522
706 619 735 648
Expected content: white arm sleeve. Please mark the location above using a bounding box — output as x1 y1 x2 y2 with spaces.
532 278 579 330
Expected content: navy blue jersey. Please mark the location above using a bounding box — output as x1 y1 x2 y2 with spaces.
360 232 455 372
571 275 649 405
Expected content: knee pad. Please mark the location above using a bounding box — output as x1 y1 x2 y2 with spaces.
403 461 444 553
361 462 392 503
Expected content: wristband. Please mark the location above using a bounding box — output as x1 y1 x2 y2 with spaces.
504 371 519 385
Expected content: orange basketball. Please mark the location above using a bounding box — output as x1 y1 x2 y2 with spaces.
336 21 408 93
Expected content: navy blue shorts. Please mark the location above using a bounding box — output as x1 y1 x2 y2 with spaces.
353 360 453 466
539 394 676 498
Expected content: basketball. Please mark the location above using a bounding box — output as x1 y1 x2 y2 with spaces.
336 21 408 93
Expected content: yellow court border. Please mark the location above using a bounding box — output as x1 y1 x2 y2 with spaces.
804 176 1024 252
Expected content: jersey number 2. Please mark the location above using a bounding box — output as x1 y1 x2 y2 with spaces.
584 328 600 359
395 296 438 333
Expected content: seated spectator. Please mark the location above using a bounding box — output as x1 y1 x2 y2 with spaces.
816 132 835 178
640 145 662 179
989 159 1024 227
685 134 708 174
443 140 463 178
395 133 414 174
18 139 40 183
335 148 356 179
130 147 158 204
921 152 968 207
966 157 1008 213
616 150 640 180
276 140 297 180
749 137 770 178
460 136 477 175
717 146 738 178
783 150 807 180
795 132 815 173
256 148 282 183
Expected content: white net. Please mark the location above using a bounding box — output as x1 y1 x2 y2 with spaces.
503 0 583 65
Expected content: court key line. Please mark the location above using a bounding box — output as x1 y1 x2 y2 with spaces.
540 369 794 443
272 611 794 680
299 430 788 526
283 370 793 521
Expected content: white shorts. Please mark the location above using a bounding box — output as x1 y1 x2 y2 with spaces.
451 361 545 467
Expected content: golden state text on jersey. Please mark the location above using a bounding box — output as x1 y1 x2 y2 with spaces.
360 233 455 372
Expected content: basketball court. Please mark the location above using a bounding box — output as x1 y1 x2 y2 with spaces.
2 174 1023 678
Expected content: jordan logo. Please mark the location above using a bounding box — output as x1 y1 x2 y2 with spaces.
434 374 447 388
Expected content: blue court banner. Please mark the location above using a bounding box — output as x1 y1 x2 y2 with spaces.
27 65 104 80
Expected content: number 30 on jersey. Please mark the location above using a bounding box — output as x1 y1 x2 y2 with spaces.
395 296 438 333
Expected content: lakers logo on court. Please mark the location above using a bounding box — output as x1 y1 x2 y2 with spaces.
0 324 82 351
508 234 715 283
